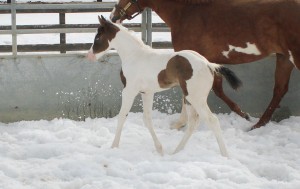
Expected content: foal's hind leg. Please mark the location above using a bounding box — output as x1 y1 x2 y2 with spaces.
213 74 250 120
170 98 188 130
251 53 294 129
192 101 228 157
142 93 163 155
173 102 200 154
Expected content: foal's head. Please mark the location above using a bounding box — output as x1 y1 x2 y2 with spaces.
87 16 120 61
110 0 144 23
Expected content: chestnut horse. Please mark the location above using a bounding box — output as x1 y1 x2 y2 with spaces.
110 0 300 130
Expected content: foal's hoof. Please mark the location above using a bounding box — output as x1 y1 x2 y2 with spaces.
158 150 164 156
156 147 164 156
170 122 185 130
111 142 119 149
172 147 183 155
221 150 229 158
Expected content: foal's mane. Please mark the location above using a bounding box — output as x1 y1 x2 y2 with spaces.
174 0 214 5
115 23 150 48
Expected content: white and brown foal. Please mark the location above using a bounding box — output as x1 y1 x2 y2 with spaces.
87 16 242 156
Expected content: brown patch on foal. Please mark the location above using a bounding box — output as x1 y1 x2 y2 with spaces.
120 69 126 87
158 55 193 96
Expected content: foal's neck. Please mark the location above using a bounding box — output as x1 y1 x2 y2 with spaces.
112 28 150 61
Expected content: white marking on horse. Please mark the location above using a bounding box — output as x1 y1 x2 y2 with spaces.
289 50 295 66
110 7 116 21
110 0 121 23
222 42 261 58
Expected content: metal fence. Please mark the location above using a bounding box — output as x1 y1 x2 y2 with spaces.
0 0 171 58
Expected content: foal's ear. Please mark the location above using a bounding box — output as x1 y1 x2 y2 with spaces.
98 15 107 26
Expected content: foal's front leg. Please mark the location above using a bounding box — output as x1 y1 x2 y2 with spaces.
111 87 138 148
142 93 163 155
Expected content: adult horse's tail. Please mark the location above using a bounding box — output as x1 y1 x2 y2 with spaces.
209 64 242 90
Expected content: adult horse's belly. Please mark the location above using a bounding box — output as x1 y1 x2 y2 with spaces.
174 40 269 65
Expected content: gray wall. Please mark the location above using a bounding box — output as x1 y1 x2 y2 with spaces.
0 54 299 122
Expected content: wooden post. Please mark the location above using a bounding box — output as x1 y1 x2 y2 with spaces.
59 13 66 53
7 0 11 3
11 0 17 57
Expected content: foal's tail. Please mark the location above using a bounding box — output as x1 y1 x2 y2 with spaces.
209 64 242 90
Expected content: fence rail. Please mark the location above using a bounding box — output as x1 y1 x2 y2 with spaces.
0 1 172 57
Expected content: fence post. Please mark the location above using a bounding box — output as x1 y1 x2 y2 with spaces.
11 0 17 57
59 13 66 53
141 8 152 46
141 10 147 44
146 8 152 47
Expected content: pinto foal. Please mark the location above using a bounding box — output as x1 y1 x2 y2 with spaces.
88 16 242 156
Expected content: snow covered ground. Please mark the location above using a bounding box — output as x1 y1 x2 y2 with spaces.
0 1 300 189
0 112 300 189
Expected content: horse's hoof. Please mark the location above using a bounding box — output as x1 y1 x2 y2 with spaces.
111 142 119 149
158 150 164 156
172 147 182 154
244 113 251 121
157 148 164 156
249 123 263 131
170 123 185 130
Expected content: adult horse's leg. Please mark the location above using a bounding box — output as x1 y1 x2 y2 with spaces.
213 74 250 120
141 93 163 155
251 53 294 130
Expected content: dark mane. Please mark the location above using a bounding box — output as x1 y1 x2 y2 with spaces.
174 0 214 5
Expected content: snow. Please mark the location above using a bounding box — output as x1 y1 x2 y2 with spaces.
0 112 300 189
1 1 300 188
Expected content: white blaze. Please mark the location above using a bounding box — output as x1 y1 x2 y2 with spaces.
289 50 295 66
110 7 116 21
222 42 261 58
110 0 120 22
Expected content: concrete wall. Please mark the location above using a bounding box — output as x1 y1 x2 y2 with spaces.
0 54 299 122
